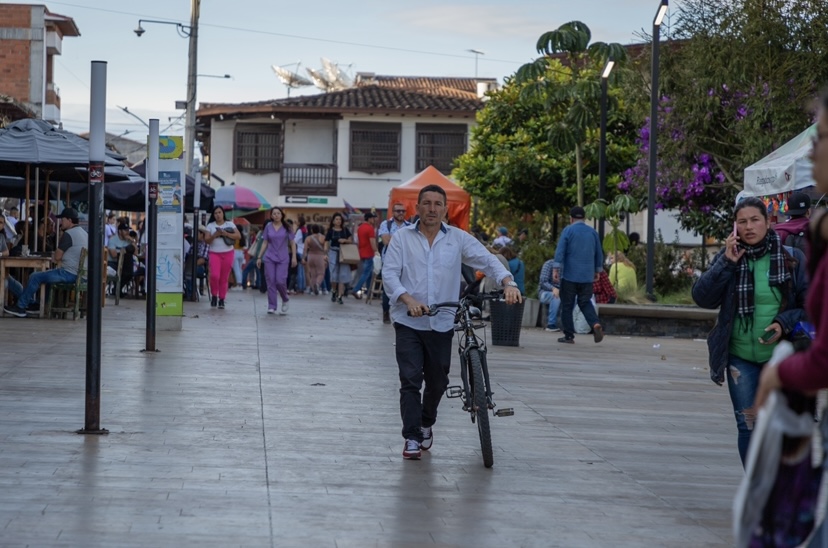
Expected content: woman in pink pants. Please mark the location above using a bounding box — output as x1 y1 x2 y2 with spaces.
256 207 297 314
204 206 239 309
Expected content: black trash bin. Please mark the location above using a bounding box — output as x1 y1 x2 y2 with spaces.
490 299 525 346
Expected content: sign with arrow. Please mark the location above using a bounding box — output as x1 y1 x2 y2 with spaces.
285 196 308 204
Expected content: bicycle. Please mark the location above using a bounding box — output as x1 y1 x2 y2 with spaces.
424 288 515 468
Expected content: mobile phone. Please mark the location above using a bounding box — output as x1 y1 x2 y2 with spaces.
732 221 738 237
759 330 776 342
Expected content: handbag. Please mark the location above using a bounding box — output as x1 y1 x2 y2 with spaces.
338 243 360 265
221 226 236 246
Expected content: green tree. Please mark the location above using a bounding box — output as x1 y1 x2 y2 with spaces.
620 0 828 239
453 65 639 218
514 21 628 206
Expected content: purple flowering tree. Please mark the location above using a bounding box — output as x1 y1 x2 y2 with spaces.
620 0 828 240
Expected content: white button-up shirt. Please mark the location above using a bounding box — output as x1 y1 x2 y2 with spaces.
382 222 512 332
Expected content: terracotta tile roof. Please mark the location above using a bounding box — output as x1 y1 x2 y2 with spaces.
198 85 483 118
355 75 497 100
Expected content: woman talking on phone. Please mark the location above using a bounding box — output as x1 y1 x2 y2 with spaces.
692 196 808 466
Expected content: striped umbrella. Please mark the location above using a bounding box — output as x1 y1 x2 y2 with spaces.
213 184 271 218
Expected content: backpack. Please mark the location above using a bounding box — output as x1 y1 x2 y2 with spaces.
377 219 395 255
784 231 807 256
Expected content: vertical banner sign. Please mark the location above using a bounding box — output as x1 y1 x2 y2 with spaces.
155 137 185 318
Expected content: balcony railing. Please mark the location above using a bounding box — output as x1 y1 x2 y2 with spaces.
281 163 337 196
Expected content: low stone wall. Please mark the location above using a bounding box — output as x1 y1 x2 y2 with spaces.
597 304 716 339
523 299 717 339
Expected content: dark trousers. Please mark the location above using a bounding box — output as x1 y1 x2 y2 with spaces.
394 323 454 441
560 279 600 339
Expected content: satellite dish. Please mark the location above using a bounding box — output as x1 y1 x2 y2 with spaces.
306 67 335 92
272 63 313 96
320 57 353 91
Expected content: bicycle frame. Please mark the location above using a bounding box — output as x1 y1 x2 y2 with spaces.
430 293 512 419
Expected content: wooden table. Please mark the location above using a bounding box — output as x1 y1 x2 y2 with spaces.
0 256 52 318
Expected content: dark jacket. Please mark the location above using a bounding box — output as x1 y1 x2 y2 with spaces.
691 246 808 385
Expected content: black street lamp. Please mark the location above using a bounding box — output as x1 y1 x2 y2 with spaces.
646 0 668 300
598 57 615 242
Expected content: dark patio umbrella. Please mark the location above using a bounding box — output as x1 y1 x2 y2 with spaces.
0 118 141 244
0 119 133 182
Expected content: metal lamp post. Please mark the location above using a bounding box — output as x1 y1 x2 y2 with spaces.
646 0 668 300
135 1 201 302
133 2 199 178
598 57 615 242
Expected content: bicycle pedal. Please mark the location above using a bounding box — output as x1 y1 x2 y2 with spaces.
446 386 463 398
494 408 514 417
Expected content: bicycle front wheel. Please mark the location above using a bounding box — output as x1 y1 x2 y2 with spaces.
468 348 493 468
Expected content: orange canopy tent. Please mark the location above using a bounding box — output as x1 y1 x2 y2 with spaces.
387 166 471 231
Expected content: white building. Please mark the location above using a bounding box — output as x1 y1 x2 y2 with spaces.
196 75 496 224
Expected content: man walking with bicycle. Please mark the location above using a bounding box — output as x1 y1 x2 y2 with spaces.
382 184 522 460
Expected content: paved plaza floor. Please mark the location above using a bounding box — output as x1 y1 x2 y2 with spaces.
0 289 742 547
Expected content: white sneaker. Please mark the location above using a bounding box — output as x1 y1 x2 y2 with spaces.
544 327 561 332
267 309 275 314
403 439 421 460
420 426 433 450
280 301 289 314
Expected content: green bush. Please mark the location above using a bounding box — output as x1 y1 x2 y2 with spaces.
624 231 695 298
520 239 557 298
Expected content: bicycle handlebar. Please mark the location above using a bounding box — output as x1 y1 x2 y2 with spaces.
419 290 504 317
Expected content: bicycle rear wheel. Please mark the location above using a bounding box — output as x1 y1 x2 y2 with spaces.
468 348 493 468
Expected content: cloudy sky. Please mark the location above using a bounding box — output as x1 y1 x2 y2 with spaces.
14 0 671 141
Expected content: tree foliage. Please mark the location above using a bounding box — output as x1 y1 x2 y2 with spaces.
620 0 828 239
453 23 639 217
512 21 630 206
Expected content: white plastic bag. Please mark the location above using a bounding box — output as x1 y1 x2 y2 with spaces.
572 297 596 334
373 254 382 275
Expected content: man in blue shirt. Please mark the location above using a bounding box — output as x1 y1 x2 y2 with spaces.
553 206 604 344
377 204 410 324
538 259 562 332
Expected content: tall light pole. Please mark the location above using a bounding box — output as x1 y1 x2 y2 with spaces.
598 57 615 242
133 2 200 177
646 0 668 300
185 0 200 179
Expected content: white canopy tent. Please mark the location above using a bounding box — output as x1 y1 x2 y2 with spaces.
742 124 815 197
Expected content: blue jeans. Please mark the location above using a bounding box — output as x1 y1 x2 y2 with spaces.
16 268 76 309
323 265 331 292
241 259 260 288
295 260 306 292
559 279 599 338
538 290 561 329
726 354 763 466
354 258 374 293
6 276 23 299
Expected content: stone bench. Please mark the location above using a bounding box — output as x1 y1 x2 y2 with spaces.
522 298 716 339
